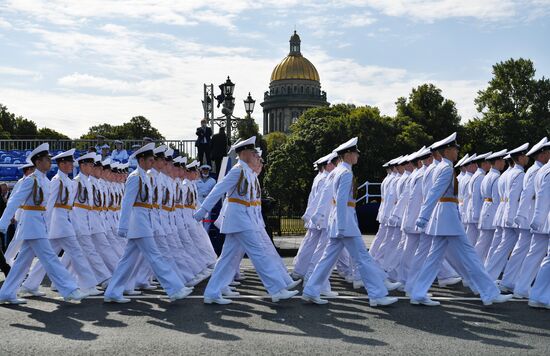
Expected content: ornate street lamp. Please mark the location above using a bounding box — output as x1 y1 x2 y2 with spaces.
244 92 256 118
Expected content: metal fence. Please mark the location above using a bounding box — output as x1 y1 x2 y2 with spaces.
0 139 197 158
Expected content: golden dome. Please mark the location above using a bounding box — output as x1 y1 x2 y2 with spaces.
270 54 320 82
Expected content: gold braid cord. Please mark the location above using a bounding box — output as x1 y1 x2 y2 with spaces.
77 181 88 203
93 185 102 207
32 177 44 206
236 170 249 197
162 187 170 205
58 180 69 205
138 176 149 202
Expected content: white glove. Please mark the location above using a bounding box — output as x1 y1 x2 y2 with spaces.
514 216 526 227
388 215 399 226
530 222 541 232
193 207 207 222
415 217 428 230
117 229 127 238
301 213 311 223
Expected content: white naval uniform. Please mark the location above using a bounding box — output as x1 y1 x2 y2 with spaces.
528 162 550 305
104 166 185 299
200 160 287 299
304 162 388 300
398 165 426 284
411 159 500 304
485 164 525 280
375 171 403 267
0 170 79 300
372 171 399 262
72 172 111 283
474 168 501 262
485 165 513 263
21 170 98 292
511 161 549 297
465 167 485 246
293 171 325 277
369 172 393 257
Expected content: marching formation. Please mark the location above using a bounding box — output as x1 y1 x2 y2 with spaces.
295 132 550 309
1 132 549 311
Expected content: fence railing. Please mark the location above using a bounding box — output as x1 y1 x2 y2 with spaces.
0 139 197 158
356 181 382 203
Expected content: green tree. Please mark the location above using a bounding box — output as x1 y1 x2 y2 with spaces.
395 83 461 142
37 127 70 140
465 58 550 152
264 131 287 154
80 116 164 140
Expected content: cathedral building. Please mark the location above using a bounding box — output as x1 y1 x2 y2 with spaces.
261 31 329 134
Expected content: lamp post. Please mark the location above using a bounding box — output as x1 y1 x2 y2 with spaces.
202 76 255 143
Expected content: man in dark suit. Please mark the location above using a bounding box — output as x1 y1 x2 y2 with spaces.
210 127 230 173
196 119 213 166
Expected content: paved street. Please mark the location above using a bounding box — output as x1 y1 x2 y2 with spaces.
1 256 549 355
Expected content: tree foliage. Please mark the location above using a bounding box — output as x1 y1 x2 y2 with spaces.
80 116 165 140
0 104 67 139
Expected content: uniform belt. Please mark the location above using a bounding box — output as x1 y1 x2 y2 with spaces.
251 200 262 207
20 205 46 211
331 199 356 207
183 204 196 209
175 204 185 209
152 203 160 209
227 198 251 207
133 202 153 209
439 197 459 203
54 203 72 210
92 206 103 211
73 203 92 210
162 205 174 212
484 198 493 202
108 207 117 211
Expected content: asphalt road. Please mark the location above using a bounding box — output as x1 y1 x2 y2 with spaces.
1 258 549 355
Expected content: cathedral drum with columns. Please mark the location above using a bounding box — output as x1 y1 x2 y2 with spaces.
261 31 329 134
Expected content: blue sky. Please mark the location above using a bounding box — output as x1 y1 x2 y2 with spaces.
0 1 549 139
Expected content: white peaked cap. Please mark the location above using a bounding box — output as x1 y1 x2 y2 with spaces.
463 153 477 165
486 149 508 160
430 132 458 151
165 148 174 158
416 146 432 160
101 158 112 166
94 154 102 163
28 143 50 161
76 152 97 162
129 142 156 160
230 136 256 154
397 154 411 165
186 160 200 169
504 154 512 160
333 137 359 155
471 151 493 162
52 148 75 161
153 144 167 155
19 159 34 170
389 156 403 165
454 153 470 168
526 137 548 156
200 164 211 170
508 142 530 156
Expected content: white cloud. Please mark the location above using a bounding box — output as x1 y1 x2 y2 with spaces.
0 17 13 28
0 66 42 80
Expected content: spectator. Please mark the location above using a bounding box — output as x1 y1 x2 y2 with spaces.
100 144 110 159
195 119 212 166
210 126 230 173
88 146 97 153
94 135 106 152
111 140 129 162
143 137 154 145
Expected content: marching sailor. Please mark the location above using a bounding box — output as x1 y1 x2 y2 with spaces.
0 143 88 304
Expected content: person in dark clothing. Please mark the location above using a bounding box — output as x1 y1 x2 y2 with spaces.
0 183 9 276
210 127 230 173
195 119 213 166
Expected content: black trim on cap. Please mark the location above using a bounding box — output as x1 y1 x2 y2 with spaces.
510 149 528 157
136 150 154 159
235 144 256 153
336 146 360 155
55 156 74 163
528 145 550 157
31 150 50 163
78 158 95 164
154 151 166 158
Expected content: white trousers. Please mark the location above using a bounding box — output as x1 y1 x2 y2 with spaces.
500 228 533 289
380 226 403 271
485 227 503 264
177 227 209 271
485 227 519 280
91 232 120 272
22 236 98 291
0 239 78 299
411 234 499 303
370 224 388 259
465 223 479 246
304 235 387 299
398 233 420 284
376 225 399 267
76 233 111 283
293 228 322 277
305 229 331 292
204 230 287 299
105 237 184 299
513 233 549 297
187 219 217 267
529 238 550 305
474 229 495 263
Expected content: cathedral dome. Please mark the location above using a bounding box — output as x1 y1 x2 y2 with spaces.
270 31 320 82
